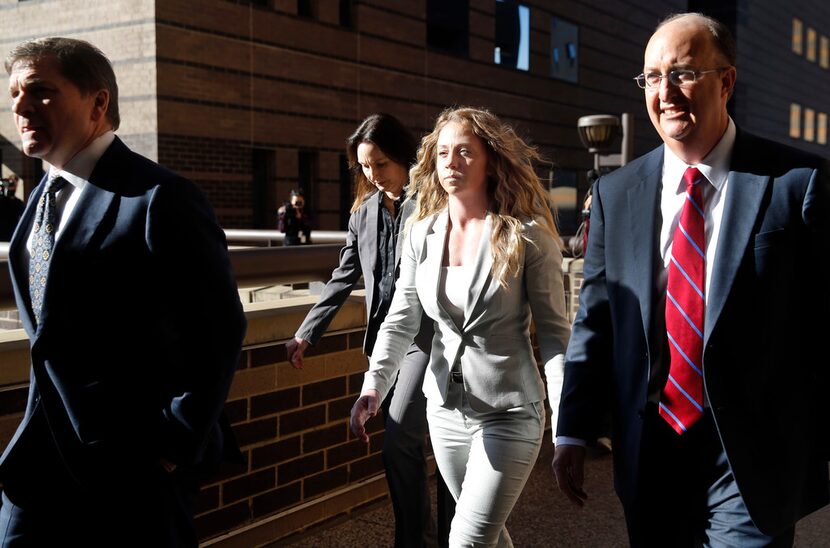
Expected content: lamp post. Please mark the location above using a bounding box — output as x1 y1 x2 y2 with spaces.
569 113 635 256
577 113 634 172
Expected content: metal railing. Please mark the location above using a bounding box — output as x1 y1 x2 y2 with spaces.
224 229 348 247
0 231 349 311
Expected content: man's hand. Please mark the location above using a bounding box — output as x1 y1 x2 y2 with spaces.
350 390 380 443
286 337 309 369
552 444 588 507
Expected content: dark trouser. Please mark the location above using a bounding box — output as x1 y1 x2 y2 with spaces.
381 343 455 548
626 406 794 548
0 409 200 548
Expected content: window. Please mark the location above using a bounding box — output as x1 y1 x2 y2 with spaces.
550 17 578 82
806 28 817 62
251 149 276 229
298 149 316 211
804 108 815 142
818 113 828 145
426 0 469 56
339 154 351 229
339 0 353 27
297 0 317 18
792 18 803 54
820 36 829 69
494 0 530 71
551 168 579 236
789 103 801 139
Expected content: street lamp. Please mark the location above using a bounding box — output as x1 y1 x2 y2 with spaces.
569 113 635 256
577 113 634 172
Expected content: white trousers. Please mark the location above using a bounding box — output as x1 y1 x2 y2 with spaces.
427 383 544 547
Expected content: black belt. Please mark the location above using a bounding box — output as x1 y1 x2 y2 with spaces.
450 369 463 383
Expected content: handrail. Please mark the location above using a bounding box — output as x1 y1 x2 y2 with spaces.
230 244 343 287
0 232 348 310
0 230 347 260
224 229 348 247
0 245 344 310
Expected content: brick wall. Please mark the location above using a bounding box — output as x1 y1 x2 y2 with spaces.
0 294 405 546
194 296 388 543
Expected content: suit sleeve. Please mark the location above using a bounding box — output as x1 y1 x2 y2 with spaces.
361 223 424 401
523 220 571 440
146 179 246 466
804 160 830 460
295 209 364 346
557 180 613 440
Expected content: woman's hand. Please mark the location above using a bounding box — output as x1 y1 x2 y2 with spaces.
350 390 380 443
285 337 310 369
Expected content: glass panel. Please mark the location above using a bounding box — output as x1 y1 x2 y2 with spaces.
804 108 815 142
494 0 530 71
792 18 803 54
818 113 827 145
550 17 579 83
789 103 801 139
427 0 469 56
807 28 817 62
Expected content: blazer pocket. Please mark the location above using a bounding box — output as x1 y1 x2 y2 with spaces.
753 228 786 250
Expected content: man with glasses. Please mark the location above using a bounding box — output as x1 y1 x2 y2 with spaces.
554 12 829 547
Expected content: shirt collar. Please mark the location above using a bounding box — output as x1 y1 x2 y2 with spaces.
376 190 404 207
663 117 735 193
47 131 115 191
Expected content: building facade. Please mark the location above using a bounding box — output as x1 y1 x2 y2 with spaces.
1 1 828 234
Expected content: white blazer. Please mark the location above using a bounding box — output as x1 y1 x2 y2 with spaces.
363 210 571 414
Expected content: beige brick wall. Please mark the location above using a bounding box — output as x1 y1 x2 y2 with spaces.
0 294 398 545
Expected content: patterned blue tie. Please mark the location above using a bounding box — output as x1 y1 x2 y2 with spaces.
29 176 67 324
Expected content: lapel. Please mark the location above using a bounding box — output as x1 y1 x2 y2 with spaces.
462 214 493 331
9 174 47 336
625 148 663 341
395 193 417 266
32 140 122 338
364 193 379 277
424 210 461 335
704 132 768 343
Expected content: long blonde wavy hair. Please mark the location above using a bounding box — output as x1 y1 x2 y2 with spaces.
409 107 559 288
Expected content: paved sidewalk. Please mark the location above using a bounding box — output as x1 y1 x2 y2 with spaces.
282 445 830 547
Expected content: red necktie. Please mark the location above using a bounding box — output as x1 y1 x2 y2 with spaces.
660 167 705 434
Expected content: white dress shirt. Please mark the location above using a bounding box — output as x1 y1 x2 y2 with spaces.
556 119 737 448
25 131 115 258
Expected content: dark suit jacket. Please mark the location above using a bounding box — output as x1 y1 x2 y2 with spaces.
0 137 246 489
557 129 830 535
295 191 431 356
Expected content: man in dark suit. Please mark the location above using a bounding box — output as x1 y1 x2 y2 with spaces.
554 13 829 547
1 37 246 546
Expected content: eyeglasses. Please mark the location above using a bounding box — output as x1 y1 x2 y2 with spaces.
633 68 727 89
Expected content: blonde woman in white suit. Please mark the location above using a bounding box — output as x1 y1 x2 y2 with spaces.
351 107 571 547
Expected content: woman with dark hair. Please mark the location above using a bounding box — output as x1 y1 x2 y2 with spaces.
351 107 570 546
287 113 454 547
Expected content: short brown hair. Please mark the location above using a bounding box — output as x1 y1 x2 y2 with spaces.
5 37 120 130
657 13 737 67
